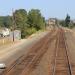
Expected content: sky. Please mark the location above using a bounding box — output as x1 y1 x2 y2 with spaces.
0 0 75 19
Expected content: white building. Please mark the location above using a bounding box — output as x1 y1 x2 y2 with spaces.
46 18 57 29
48 18 56 25
10 30 21 41
0 28 10 37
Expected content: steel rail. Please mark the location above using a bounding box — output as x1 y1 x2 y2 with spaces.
1 29 57 75
52 29 60 75
63 30 72 75
52 28 72 75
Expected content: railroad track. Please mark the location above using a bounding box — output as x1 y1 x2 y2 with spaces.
1 29 57 75
51 28 72 75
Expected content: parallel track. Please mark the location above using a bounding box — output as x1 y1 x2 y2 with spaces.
1 29 57 75
1 28 72 75
52 28 72 75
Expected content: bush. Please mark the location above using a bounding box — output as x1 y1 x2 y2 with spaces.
26 28 36 35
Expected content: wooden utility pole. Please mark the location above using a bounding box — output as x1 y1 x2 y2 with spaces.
12 9 16 42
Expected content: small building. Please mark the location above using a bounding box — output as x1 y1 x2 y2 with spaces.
0 28 21 45
72 20 75 24
46 18 57 29
0 28 10 37
47 18 56 26
0 28 21 40
10 30 21 41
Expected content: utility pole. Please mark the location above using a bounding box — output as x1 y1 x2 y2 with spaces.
12 9 16 42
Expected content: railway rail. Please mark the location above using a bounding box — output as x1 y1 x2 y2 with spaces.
0 28 72 75
1 29 57 75
51 28 72 75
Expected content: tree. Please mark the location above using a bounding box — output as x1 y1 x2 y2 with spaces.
3 16 13 28
13 9 28 38
59 20 65 27
65 14 70 27
0 9 46 38
0 16 5 27
27 9 45 30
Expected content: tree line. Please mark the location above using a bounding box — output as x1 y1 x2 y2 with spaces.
59 14 75 28
0 9 46 38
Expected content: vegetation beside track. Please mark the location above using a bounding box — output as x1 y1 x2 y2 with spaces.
0 9 46 38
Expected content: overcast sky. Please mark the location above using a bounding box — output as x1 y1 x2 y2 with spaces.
0 0 75 19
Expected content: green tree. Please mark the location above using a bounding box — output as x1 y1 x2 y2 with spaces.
59 20 65 27
65 14 70 27
27 9 45 30
3 16 13 28
0 16 5 27
14 9 28 38
0 9 46 38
